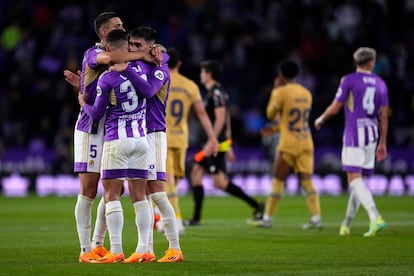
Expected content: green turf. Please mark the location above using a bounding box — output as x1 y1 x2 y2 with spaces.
0 194 413 275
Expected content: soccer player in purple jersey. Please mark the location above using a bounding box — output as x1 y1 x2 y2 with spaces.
125 26 183 263
78 29 165 263
315 47 389 237
67 12 157 263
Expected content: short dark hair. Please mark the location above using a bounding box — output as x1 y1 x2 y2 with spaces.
278 60 300 79
129 26 157 42
94 12 119 37
106 29 128 49
167 47 180 68
200 60 222 80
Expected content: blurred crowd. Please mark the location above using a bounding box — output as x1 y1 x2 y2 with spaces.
0 0 413 174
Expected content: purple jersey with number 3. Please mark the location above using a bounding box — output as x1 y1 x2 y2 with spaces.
335 71 389 147
83 70 147 141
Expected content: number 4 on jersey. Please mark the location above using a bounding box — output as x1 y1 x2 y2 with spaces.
363 87 376 115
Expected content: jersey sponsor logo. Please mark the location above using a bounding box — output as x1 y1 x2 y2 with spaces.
97 86 102 96
154 70 164 81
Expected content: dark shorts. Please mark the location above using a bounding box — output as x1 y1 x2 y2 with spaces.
198 152 227 174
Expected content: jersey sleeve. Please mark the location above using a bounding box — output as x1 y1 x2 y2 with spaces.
85 45 105 69
82 73 110 121
212 88 227 108
189 81 202 103
162 52 170 65
266 88 281 120
379 80 389 107
335 76 350 103
124 63 167 98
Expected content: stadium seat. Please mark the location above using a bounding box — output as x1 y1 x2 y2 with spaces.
323 174 342 196
2 173 29 197
388 175 405 196
36 175 56 196
56 175 79 196
365 175 388 195
405 175 414 196
286 175 299 195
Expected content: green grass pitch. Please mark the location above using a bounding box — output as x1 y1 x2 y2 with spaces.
0 194 413 275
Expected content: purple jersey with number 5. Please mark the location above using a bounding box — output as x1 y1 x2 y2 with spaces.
77 44 107 133
335 72 389 147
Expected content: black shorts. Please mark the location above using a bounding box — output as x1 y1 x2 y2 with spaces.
198 152 227 174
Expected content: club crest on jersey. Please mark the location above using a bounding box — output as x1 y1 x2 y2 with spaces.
88 160 95 168
154 70 164 81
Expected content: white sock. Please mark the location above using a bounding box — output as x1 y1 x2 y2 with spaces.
152 192 181 250
92 196 107 248
310 215 321 223
350 178 379 222
147 196 155 254
343 190 360 227
133 200 151 254
263 214 272 221
105 200 124 255
75 194 94 254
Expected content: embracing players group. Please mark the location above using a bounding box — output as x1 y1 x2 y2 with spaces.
65 11 389 264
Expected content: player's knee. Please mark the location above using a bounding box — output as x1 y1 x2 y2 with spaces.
301 179 316 194
165 182 177 194
271 178 285 195
270 192 282 199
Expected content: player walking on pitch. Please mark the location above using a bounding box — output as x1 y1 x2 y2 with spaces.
315 47 388 237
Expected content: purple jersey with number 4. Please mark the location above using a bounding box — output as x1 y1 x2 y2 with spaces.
335 71 389 147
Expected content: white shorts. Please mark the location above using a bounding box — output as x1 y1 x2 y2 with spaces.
101 137 149 180
341 142 377 173
73 123 105 173
147 131 167 181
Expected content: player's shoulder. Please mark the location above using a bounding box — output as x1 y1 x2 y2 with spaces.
342 72 356 81
97 70 114 82
85 43 105 55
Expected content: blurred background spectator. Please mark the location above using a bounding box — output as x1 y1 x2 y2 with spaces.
0 0 413 176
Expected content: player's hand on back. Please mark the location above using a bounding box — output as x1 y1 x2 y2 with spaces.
78 91 88 108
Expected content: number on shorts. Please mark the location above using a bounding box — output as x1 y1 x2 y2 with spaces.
90 144 97 158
